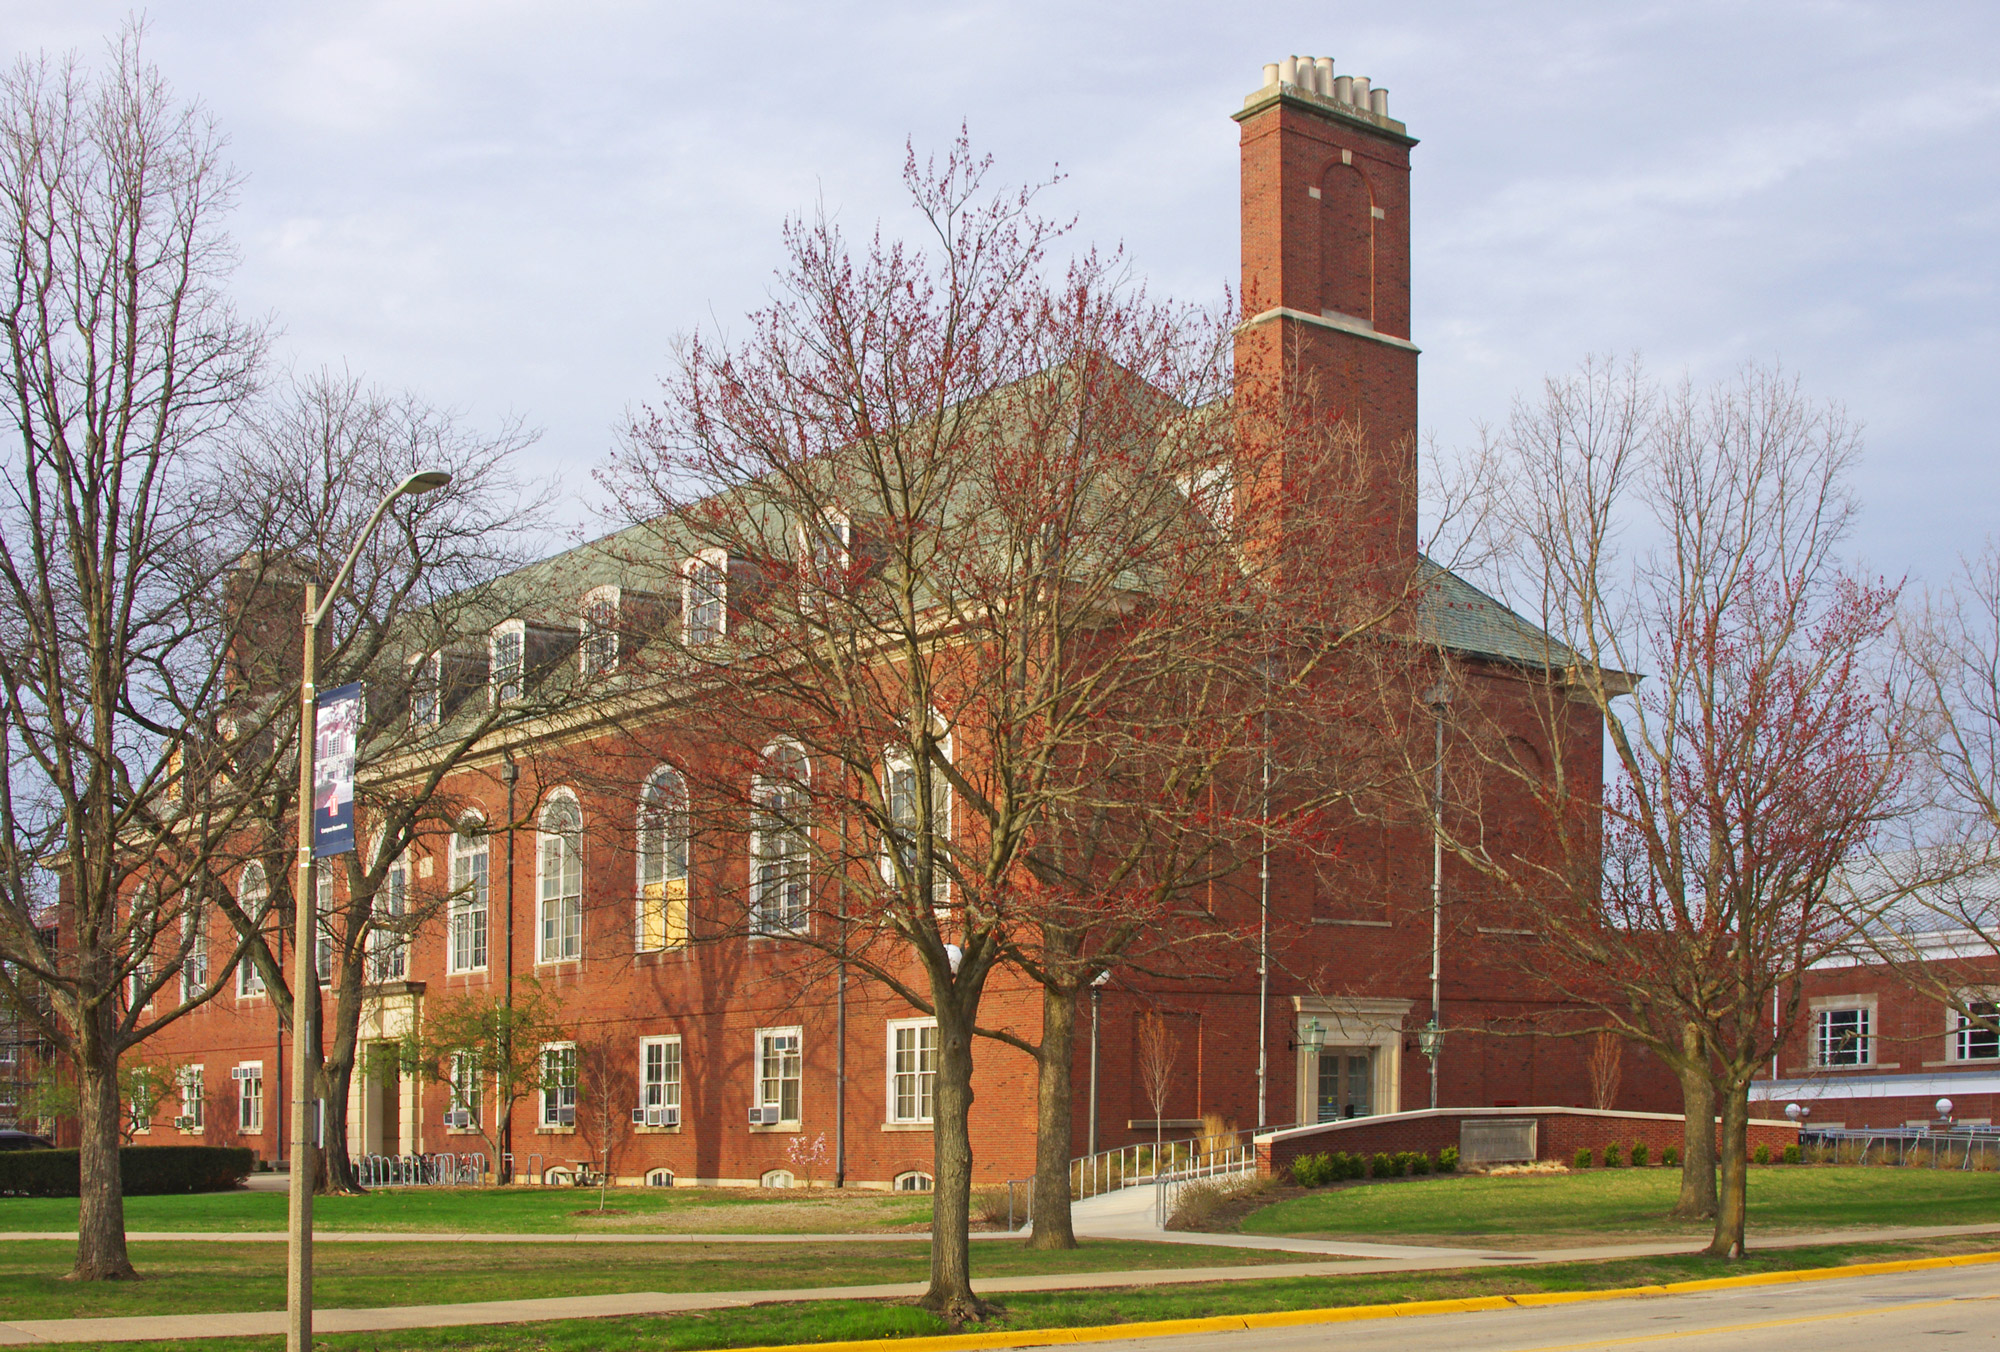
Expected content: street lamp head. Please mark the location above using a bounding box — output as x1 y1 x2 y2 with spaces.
1784 1103 1802 1122
397 469 453 498
1417 1020 1443 1060
1937 1097 1954 1120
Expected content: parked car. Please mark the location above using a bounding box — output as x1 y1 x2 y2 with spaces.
0 1129 54 1151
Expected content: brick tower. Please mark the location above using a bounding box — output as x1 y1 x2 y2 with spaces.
1234 54 1419 572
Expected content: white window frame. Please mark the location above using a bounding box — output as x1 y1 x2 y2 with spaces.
315 871 335 987
177 1064 204 1131
540 1042 577 1128
755 1026 802 1125
579 585 621 677
490 620 526 705
367 847 410 984
537 792 584 964
681 549 728 646
236 863 268 998
408 650 443 729
797 510 851 610
886 1018 937 1125
750 741 810 935
1814 1002 1874 1068
637 766 691 952
638 1034 682 1126
448 1050 483 1129
1953 995 1999 1062
180 894 209 1002
236 1061 264 1134
450 818 491 974
881 737 951 908
892 1170 934 1192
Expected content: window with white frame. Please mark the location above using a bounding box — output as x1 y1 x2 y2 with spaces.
236 1062 263 1133
887 1019 936 1124
176 1065 204 1131
580 587 620 676
450 819 490 973
236 863 268 997
408 651 442 729
315 871 335 987
367 849 409 983
893 1171 934 1192
637 767 690 952
1815 1005 1872 1067
538 794 584 963
128 957 153 1012
882 741 950 907
180 894 208 1002
756 1027 802 1124
540 1043 577 1127
491 621 525 704
682 551 727 646
751 742 810 935
1955 1000 1999 1061
448 1050 482 1128
638 1035 682 1126
798 511 851 610
126 1077 155 1136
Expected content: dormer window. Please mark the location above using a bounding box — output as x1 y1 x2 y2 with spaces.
800 511 851 602
409 652 442 729
491 621 525 704
580 587 620 677
682 551 727 646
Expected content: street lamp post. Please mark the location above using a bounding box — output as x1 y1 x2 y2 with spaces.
287 469 451 1352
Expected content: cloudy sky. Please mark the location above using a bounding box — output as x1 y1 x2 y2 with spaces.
7 1 1996 583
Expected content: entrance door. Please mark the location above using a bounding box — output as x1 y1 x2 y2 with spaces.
367 1047 400 1155
1315 1047 1374 1122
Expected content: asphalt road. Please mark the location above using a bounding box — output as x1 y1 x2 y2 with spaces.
1074 1264 2000 1352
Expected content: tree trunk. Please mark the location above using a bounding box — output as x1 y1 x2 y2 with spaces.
1670 1027 1717 1221
1027 984 1078 1250
1707 1079 1750 1258
71 1038 137 1281
924 997 989 1322
318 981 363 1195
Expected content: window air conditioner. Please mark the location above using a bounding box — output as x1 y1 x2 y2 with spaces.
173 1115 194 1130
557 1105 575 1127
630 1107 646 1125
659 1106 680 1128
444 1109 470 1129
748 1105 779 1126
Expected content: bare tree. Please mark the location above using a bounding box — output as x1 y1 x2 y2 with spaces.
1134 1010 1180 1177
575 1032 636 1211
1439 358 1904 1257
1586 1031 1624 1112
0 28 275 1279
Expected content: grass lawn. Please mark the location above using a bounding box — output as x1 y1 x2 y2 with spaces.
0 1186 935 1235
1239 1165 2000 1244
0 1237 1311 1321
15 1235 1996 1352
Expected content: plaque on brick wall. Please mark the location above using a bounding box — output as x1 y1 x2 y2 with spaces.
1459 1117 1537 1165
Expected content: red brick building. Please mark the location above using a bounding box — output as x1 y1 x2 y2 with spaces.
135 56 1678 1188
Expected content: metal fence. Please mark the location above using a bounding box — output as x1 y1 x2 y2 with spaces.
1152 1137 1259 1226
358 1152 490 1187
1070 1129 1257 1202
1802 1126 2000 1171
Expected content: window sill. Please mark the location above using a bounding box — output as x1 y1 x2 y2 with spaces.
634 1124 682 1134
535 1126 577 1136
1792 1061 1898 1074
534 958 583 969
1924 1059 2000 1068
748 1122 802 1134
881 1121 933 1132
1312 918 1391 928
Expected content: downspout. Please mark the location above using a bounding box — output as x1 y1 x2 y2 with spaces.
501 752 518 1179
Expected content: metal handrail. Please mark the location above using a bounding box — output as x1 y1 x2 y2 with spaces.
1803 1126 2000 1171
1153 1140 1259 1225
1069 1128 1257 1202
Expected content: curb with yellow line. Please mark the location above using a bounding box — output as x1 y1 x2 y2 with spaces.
722 1249 2000 1352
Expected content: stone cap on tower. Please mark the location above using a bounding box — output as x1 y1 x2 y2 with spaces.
1235 54 1414 144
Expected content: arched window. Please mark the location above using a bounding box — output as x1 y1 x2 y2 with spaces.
450 816 490 973
893 1171 934 1192
759 1168 794 1189
236 863 268 998
538 793 584 963
637 767 690 951
750 742 809 935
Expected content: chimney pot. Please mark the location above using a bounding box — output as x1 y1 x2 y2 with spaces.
1351 75 1371 108
1278 55 1299 86
1314 57 1335 96
1369 86 1388 117
1334 73 1354 105
1262 62 1280 88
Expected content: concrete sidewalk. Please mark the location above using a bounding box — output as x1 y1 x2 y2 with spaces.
2 1220 1996 1345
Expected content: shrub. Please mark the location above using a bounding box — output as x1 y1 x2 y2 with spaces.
1602 1142 1623 1167
1752 1143 1771 1166
1331 1151 1364 1181
1573 1146 1593 1169
1437 1146 1459 1173
1629 1141 1649 1167
1781 1143 1802 1165
1661 1145 1680 1168
1290 1153 1333 1188
1408 1151 1433 1176
971 1187 1012 1227
1370 1152 1397 1179
0 1145 255 1198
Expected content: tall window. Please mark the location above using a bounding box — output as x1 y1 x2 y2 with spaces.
180 894 208 1002
236 863 267 998
491 622 525 704
177 1065 204 1131
538 795 584 963
883 743 950 907
751 742 809 935
638 767 690 951
580 588 620 676
540 1043 577 1127
367 850 409 983
236 1062 263 1133
682 552 726 645
756 1028 802 1124
450 820 490 973
1815 1006 1872 1067
448 1051 482 1127
315 872 335 987
408 651 441 728
888 1020 936 1124
639 1035 682 1125
1956 1001 1999 1061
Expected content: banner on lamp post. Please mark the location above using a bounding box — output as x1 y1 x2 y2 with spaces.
312 682 363 858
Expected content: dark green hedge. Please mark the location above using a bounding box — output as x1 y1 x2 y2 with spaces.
0 1145 255 1197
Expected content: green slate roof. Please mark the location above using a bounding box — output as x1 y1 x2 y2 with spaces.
1414 557 1577 669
